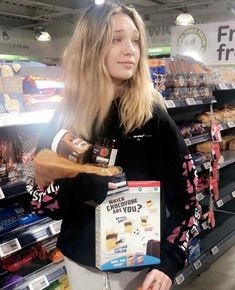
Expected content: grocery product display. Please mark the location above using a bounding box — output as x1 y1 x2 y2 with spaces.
0 63 66 290
149 56 235 289
0 54 234 290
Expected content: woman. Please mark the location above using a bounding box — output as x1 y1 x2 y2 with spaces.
29 2 199 290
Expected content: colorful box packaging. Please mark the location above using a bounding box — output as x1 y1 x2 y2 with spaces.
96 180 161 270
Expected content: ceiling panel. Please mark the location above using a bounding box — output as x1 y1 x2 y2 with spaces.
0 0 233 32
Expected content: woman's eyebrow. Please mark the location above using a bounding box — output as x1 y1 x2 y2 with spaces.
114 29 139 36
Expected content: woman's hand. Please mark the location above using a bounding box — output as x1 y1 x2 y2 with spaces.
142 269 172 290
85 182 118 206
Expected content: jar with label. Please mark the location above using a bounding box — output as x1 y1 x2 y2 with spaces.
51 129 93 163
91 137 118 167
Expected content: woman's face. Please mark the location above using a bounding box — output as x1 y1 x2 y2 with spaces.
105 13 140 85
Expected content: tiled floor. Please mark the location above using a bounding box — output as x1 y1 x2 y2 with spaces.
181 244 235 290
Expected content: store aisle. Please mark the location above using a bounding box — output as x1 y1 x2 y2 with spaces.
181 244 235 290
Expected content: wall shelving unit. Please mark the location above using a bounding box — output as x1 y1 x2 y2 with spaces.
171 89 235 289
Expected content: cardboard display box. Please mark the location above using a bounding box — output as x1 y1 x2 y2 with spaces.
96 180 161 270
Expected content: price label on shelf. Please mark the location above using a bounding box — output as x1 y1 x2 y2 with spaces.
185 98 196 106
175 274 185 285
0 187 5 199
196 192 205 201
194 259 202 270
49 220 62 235
203 161 211 170
192 227 199 236
164 100 176 108
0 238 21 258
211 245 219 255
227 121 235 128
201 221 209 230
185 138 192 146
218 83 227 90
28 275 49 290
231 191 235 198
216 199 224 208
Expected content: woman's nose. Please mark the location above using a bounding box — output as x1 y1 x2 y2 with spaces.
123 40 135 55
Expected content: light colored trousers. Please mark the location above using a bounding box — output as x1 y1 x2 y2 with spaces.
64 256 148 290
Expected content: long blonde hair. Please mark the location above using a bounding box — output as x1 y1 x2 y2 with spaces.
61 2 163 140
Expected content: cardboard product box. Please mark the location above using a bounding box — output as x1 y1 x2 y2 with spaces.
96 180 161 270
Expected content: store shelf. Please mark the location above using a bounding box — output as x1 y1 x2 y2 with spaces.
0 218 62 258
0 110 54 128
196 161 211 173
198 182 235 209
219 122 235 131
219 150 235 169
1 260 66 290
165 97 216 109
173 211 235 289
184 133 211 146
0 180 27 201
214 182 235 210
196 150 235 174
196 189 209 202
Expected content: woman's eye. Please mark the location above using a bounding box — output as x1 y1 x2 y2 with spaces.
112 38 121 43
132 39 139 44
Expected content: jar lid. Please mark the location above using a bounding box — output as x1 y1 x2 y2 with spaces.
51 129 68 152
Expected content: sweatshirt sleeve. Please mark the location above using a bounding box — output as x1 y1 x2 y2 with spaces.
28 173 108 220
56 173 108 217
153 109 200 281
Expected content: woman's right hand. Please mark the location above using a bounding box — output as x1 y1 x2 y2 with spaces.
85 182 118 206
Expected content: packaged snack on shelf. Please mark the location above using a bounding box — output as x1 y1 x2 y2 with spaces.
188 237 201 263
0 244 38 272
48 248 64 262
0 272 23 290
229 139 235 150
196 141 213 153
0 203 25 235
3 93 23 113
96 180 161 270
23 76 64 111
148 59 166 97
0 64 21 77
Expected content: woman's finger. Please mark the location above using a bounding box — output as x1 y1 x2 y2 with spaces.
142 271 156 290
108 182 118 189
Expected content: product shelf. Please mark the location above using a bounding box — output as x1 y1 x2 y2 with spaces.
219 122 235 131
1 260 66 290
0 218 62 258
173 211 235 289
196 150 235 174
184 133 211 146
165 97 216 109
0 180 27 201
219 150 235 169
0 110 54 128
197 182 235 210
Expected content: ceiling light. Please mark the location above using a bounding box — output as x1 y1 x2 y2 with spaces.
35 30 51 42
175 8 195 26
95 0 105 4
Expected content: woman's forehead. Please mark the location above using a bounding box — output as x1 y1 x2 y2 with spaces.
111 13 138 34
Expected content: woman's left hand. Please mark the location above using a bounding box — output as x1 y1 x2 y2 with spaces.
142 269 172 290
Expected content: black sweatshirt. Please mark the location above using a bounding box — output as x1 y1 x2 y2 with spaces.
28 103 199 281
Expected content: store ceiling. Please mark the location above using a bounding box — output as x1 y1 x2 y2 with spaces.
0 0 234 32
